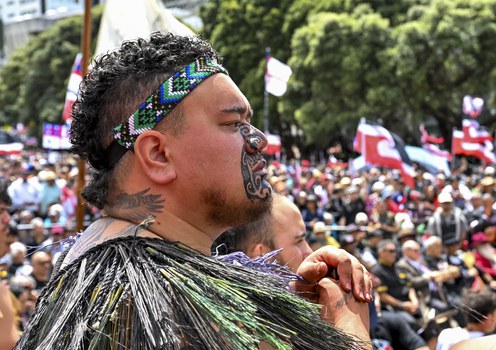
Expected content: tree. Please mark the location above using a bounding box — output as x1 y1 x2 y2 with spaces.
389 0 496 145
199 0 293 134
0 6 102 135
201 0 496 151
282 5 395 148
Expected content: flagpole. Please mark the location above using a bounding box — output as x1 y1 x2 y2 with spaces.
450 126 456 173
263 47 270 133
76 0 92 232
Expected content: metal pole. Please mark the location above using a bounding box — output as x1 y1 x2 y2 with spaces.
263 47 270 133
75 0 92 232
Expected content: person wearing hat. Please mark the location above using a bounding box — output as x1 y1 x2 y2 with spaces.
339 185 366 226
480 176 496 196
361 229 384 270
310 221 340 251
301 193 325 234
370 198 398 240
7 166 40 214
426 191 468 245
38 170 61 218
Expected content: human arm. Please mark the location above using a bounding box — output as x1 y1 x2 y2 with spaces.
0 281 19 349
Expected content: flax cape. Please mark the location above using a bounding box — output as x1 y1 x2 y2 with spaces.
15 236 365 350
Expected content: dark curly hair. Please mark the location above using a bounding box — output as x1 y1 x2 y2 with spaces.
70 32 219 209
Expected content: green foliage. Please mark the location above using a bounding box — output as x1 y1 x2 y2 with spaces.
0 6 102 134
201 0 496 150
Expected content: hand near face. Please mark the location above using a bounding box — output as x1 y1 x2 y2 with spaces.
293 246 373 303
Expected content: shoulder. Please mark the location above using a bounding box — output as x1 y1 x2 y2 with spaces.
61 218 140 267
450 334 495 350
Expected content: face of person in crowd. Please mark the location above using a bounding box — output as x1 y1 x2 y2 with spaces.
271 197 313 273
425 241 442 259
31 222 45 240
379 243 397 265
446 241 462 256
376 200 387 213
485 226 496 243
0 201 11 256
439 201 452 213
471 195 482 208
403 241 422 261
31 251 52 280
165 74 271 230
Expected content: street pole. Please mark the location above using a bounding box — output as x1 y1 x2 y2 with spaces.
76 0 92 232
263 47 270 133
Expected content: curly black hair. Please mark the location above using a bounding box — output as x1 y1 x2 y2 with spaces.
70 32 219 209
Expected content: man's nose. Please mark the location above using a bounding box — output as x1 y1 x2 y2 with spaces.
243 125 268 154
1 211 10 223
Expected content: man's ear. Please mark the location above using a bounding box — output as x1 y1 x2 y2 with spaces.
133 130 176 185
247 243 271 259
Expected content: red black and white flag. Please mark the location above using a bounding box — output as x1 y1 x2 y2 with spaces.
453 129 496 165
462 119 493 144
354 119 415 187
62 53 83 123
418 124 452 161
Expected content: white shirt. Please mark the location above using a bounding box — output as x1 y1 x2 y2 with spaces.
436 327 484 350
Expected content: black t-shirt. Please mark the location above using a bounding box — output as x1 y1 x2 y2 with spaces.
372 263 411 305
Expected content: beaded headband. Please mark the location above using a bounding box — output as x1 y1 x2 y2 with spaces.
105 56 228 166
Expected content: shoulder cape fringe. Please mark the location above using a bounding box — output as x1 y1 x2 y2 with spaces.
15 236 367 349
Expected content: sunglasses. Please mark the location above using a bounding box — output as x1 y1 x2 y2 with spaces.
385 249 397 253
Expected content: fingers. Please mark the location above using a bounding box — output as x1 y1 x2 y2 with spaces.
297 246 373 303
347 260 372 302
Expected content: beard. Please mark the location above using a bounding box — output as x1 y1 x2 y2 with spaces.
201 187 272 228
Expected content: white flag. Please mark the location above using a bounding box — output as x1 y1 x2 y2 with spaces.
265 56 292 97
95 0 195 57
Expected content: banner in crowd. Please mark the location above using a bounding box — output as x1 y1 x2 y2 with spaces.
354 119 415 187
62 53 83 123
418 124 452 161
462 119 493 144
352 146 451 176
452 129 496 164
265 55 292 97
42 123 71 150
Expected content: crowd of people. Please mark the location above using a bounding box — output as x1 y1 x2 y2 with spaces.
251 159 496 349
0 143 496 349
1 146 496 349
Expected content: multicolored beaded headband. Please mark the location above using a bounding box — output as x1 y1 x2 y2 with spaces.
105 56 228 166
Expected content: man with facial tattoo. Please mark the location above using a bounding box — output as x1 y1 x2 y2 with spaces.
15 32 372 350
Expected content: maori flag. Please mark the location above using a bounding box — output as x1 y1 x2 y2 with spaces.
354 119 415 187
419 124 452 161
453 129 496 165
419 124 444 144
462 119 493 144
61 53 82 123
